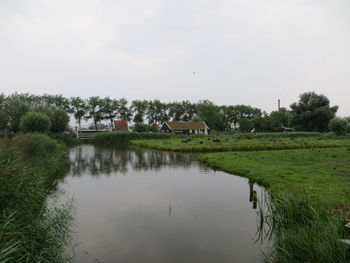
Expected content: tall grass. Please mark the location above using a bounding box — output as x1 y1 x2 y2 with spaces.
92 132 173 145
0 134 73 263
264 193 349 263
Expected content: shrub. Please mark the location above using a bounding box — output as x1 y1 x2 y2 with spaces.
35 105 69 133
19 111 51 133
328 117 348 136
238 118 254 133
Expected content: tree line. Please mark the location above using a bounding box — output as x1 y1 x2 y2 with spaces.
0 91 348 134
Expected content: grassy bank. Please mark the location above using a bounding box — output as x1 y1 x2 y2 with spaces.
0 134 73 263
92 132 173 145
199 147 350 207
130 135 350 262
131 136 350 152
198 148 350 262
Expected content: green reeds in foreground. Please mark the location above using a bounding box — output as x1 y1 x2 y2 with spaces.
0 134 74 263
265 194 349 263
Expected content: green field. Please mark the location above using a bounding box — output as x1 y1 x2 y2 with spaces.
199 148 350 208
131 136 350 152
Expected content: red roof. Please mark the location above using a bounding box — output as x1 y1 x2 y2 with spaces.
163 121 209 130
113 120 129 132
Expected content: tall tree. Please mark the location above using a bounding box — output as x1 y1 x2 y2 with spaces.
86 96 104 130
269 110 291 131
131 100 148 125
146 99 169 125
70 97 86 127
290 92 338 132
181 101 196 121
3 97 29 133
101 97 119 127
168 102 185 121
221 105 262 130
197 100 225 131
117 98 132 121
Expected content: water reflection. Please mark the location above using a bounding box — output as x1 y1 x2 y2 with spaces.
61 145 270 263
69 145 203 176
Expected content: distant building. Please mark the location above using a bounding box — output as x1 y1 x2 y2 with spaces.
160 121 209 135
113 120 129 132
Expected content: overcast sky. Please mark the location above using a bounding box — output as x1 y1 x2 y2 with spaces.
1 0 349 115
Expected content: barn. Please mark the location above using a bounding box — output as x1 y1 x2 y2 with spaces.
160 121 209 135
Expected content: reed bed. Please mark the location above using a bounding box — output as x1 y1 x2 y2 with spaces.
0 134 73 263
263 194 349 263
92 132 172 145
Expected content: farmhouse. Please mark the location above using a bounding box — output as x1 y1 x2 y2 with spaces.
113 120 129 132
160 121 209 135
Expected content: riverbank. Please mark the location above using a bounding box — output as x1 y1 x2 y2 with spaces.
0 134 73 263
129 136 350 262
199 148 350 262
130 136 350 152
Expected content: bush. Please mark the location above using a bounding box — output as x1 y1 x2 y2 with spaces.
238 118 254 132
19 111 51 133
328 117 348 136
35 105 69 133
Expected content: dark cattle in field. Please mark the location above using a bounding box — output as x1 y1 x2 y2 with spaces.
212 138 221 143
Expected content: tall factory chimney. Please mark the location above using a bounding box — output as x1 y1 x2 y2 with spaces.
278 99 281 111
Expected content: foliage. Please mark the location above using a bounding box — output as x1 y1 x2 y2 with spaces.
131 100 149 124
70 97 86 127
290 92 338 132
146 99 169 124
19 111 51 133
101 97 119 126
0 134 72 263
86 96 104 130
0 92 346 134
269 110 290 131
238 118 254 132
132 123 158 132
265 194 348 263
117 98 132 121
34 105 70 133
221 104 262 131
197 100 225 131
3 97 30 133
329 117 348 136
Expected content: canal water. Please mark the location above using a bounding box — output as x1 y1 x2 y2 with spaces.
55 145 270 263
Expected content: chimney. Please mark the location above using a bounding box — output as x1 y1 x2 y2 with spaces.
278 99 281 111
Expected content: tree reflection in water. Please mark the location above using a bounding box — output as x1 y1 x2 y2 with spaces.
69 145 209 177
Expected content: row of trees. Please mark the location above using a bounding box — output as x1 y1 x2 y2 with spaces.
0 92 348 134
